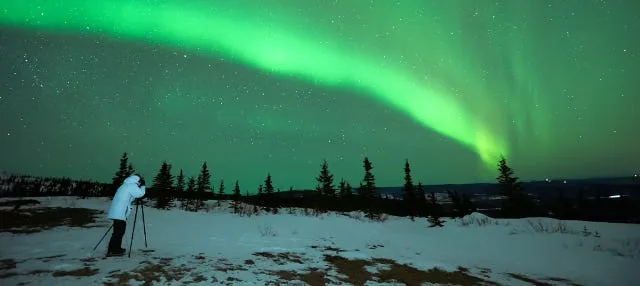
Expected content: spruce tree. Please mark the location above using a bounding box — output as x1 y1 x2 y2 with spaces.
196 162 212 193
359 157 379 219
359 157 377 199
175 169 185 192
127 163 135 176
232 180 241 214
427 192 444 227
217 179 225 207
193 162 211 212
112 152 130 188
416 182 427 217
338 179 349 198
184 176 196 211
401 159 416 218
264 174 275 212
264 174 274 194
497 156 529 218
316 159 336 197
175 169 186 207
152 161 174 209
447 190 474 218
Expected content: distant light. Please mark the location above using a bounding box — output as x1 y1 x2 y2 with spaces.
563 180 567 184
635 174 638 178
609 195 621 199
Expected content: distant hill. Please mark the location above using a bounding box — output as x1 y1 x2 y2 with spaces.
274 176 640 201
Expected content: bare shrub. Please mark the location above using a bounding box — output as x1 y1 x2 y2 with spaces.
236 203 260 217
258 225 277 237
526 219 577 235
372 213 388 223
203 202 217 213
347 211 365 222
458 214 498 227
596 238 640 258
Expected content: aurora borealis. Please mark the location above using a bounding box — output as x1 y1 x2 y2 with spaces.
0 1 638 190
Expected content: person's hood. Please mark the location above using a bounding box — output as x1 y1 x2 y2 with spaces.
123 175 140 185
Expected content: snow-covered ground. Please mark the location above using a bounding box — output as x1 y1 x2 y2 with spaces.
1 196 639 285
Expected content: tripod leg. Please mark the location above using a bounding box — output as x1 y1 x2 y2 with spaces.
93 224 113 252
128 203 139 258
141 202 148 248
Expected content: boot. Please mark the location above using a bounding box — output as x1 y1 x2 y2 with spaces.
106 248 125 257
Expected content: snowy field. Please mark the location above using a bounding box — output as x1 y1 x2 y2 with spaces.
1 196 639 285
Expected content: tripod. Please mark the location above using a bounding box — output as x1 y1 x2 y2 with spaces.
93 199 148 257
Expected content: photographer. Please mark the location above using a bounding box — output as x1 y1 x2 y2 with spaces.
106 174 146 257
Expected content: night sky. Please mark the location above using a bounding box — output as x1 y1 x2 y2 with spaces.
0 1 638 191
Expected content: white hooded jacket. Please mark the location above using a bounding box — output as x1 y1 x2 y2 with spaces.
107 175 146 221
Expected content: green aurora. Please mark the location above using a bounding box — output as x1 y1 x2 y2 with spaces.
0 0 637 188
1 0 508 166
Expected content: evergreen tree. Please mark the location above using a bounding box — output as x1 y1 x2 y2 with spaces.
338 179 353 211
217 179 225 207
175 169 185 192
446 190 474 218
401 159 416 218
497 156 530 218
264 174 274 194
416 182 427 217
427 192 444 227
193 162 212 212
196 162 212 193
359 157 377 199
175 169 186 208
316 159 336 197
338 179 349 198
111 152 130 188
232 180 241 214
184 176 196 211
152 161 175 209
127 163 135 177
264 174 275 212
359 157 379 219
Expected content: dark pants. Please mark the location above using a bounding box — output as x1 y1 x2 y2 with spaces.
107 219 126 252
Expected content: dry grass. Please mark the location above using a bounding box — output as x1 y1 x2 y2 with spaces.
52 267 99 277
323 255 499 286
543 276 585 286
0 269 52 279
213 258 248 272
323 255 374 285
310 245 347 253
507 273 584 286
0 199 40 208
253 252 306 265
0 258 17 271
105 257 193 285
0 207 102 233
269 268 330 286
507 273 553 286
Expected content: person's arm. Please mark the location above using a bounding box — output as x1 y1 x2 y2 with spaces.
130 185 145 199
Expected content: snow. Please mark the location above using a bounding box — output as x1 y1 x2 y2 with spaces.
1 196 639 285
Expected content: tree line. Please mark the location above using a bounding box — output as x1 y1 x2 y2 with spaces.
1 152 637 224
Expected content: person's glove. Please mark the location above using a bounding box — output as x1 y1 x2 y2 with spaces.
139 177 146 187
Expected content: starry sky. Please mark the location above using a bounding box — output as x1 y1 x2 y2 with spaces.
0 0 638 191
